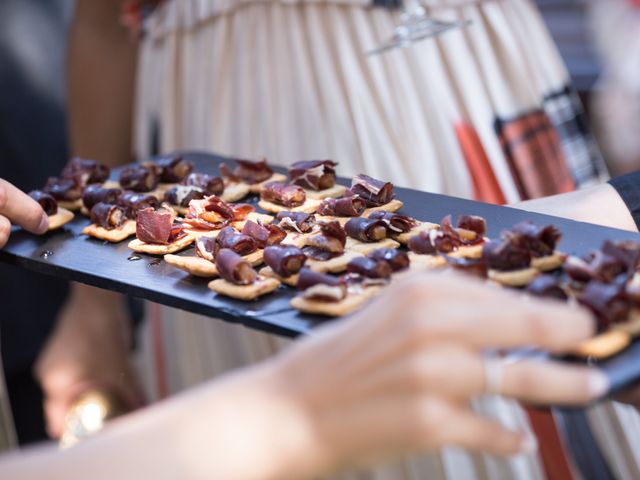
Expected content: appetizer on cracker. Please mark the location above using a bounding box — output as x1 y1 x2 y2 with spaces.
220 158 285 195
208 249 280 300
260 244 308 286
288 160 346 199
346 174 403 215
258 182 321 214
302 221 361 273
128 207 193 254
28 190 74 231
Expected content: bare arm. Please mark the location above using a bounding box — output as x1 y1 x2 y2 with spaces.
7 274 606 479
513 183 638 232
67 0 137 167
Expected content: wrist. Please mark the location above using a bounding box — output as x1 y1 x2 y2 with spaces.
174 362 328 480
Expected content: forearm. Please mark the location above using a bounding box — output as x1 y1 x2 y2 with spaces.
3 363 318 480
513 183 638 232
68 0 137 167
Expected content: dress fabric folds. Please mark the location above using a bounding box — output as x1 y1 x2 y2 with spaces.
132 0 632 478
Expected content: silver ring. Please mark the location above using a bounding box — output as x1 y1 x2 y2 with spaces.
483 357 504 395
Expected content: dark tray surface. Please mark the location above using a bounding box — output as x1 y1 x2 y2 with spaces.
2 151 640 343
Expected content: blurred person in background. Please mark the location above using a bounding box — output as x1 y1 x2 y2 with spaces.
59 0 621 478
0 0 142 447
590 0 640 176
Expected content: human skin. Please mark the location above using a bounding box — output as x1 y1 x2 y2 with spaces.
1 273 606 479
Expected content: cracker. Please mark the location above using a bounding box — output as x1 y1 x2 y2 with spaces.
304 184 347 200
449 243 484 260
244 250 265 266
305 250 362 273
82 220 137 243
167 204 189 216
290 286 382 317
259 267 299 287
101 180 120 189
363 199 404 216
572 330 632 359
407 252 448 270
248 173 287 194
258 198 322 214
346 238 401 254
394 222 440 244
47 208 74 231
208 276 281 300
128 234 194 254
313 215 351 226
488 268 539 287
221 183 252 203
281 232 309 248
183 228 222 239
164 254 219 277
531 252 566 272
59 199 83 211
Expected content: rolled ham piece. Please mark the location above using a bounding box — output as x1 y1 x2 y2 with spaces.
61 158 110 185
273 212 315 233
157 156 193 183
260 182 306 208
215 248 258 285
346 174 394 208
317 195 366 217
181 172 225 196
90 203 126 230
241 220 286 248
29 190 58 216
288 160 337 190
82 185 122 211
264 245 307 277
119 164 160 192
344 217 388 242
220 158 274 184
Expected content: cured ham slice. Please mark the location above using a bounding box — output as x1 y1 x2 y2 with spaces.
347 174 394 207
368 211 417 233
263 245 307 277
241 220 286 248
344 217 388 242
317 195 366 217
119 164 160 192
157 156 193 183
43 177 83 201
28 190 58 216
118 191 160 219
215 248 258 285
135 208 176 244
273 212 315 233
61 158 109 185
215 226 258 256
260 182 306 208
82 185 122 210
296 268 346 302
220 158 274 184
367 248 410 272
288 160 337 190
90 203 127 230
181 172 225 196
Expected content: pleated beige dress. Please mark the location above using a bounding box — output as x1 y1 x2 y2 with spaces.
132 0 632 478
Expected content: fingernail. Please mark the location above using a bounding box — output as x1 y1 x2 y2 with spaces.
36 214 49 234
519 435 538 454
588 371 609 398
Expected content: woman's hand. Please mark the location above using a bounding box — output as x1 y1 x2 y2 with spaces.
0 178 49 247
34 283 142 438
261 272 607 478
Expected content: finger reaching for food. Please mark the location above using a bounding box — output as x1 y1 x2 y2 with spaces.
0 178 50 248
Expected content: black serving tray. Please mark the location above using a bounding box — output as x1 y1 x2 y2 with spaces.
2 152 640 394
